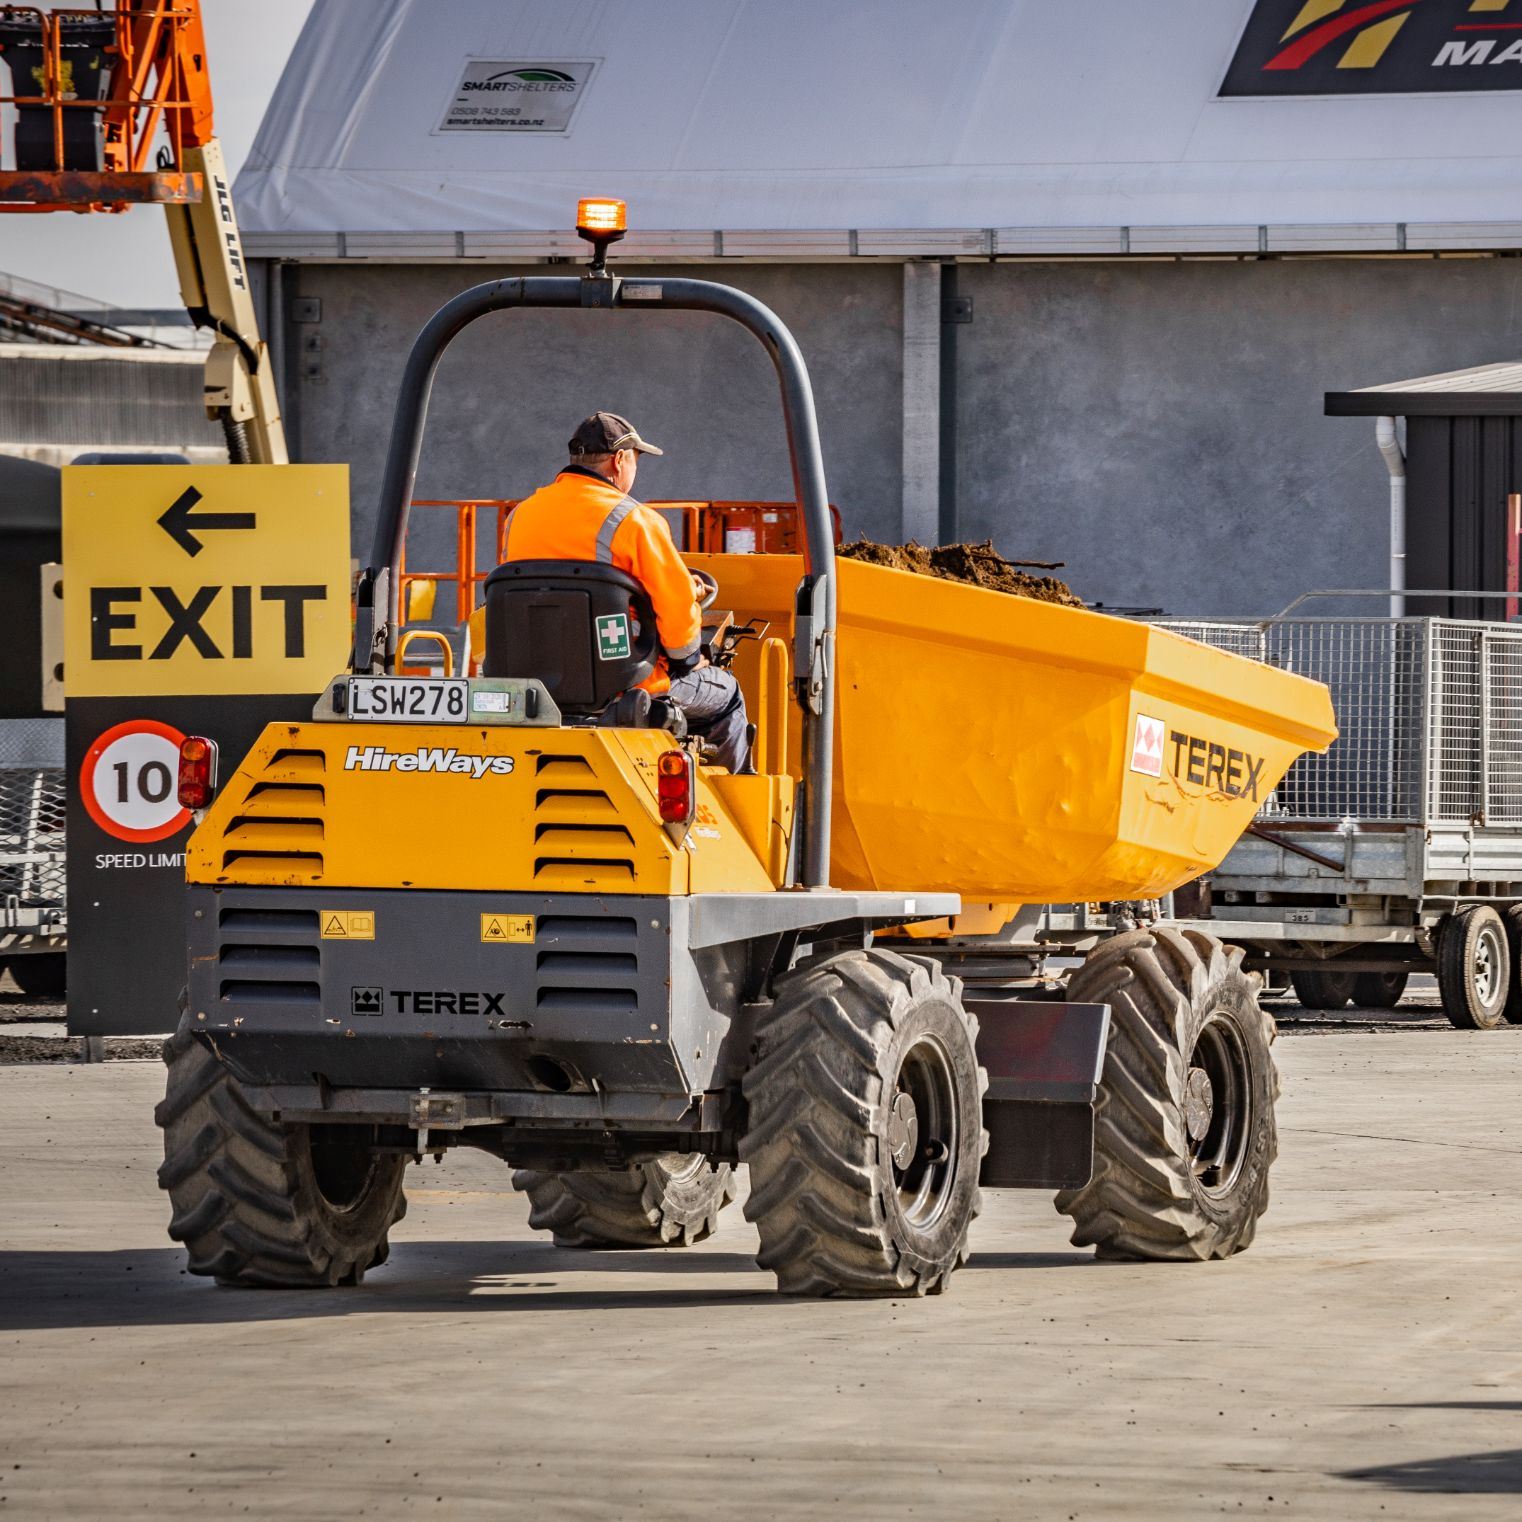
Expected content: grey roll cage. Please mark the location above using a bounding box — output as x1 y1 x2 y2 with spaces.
349 270 838 890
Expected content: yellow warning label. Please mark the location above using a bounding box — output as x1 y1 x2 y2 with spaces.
321 910 375 940
481 913 535 944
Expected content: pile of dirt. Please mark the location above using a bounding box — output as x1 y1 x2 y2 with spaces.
837 539 1082 606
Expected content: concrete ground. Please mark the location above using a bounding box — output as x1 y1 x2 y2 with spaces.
0 993 1519 1520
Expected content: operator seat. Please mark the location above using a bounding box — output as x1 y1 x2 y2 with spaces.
481 560 672 724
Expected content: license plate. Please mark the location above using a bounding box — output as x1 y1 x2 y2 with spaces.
347 677 469 723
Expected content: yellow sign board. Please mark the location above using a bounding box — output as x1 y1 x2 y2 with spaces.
481 913 535 944
321 910 375 940
63 464 350 698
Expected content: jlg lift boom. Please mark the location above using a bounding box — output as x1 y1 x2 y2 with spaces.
0 2 287 463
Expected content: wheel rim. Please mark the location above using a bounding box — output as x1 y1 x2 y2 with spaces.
1472 923 1502 1005
889 1034 958 1230
1185 1015 1252 1197
307 1126 380 1213
655 1154 707 1185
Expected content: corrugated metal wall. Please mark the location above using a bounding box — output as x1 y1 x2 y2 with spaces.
0 348 223 451
1408 414 1522 620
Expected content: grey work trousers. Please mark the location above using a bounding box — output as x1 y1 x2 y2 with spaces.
668 665 750 773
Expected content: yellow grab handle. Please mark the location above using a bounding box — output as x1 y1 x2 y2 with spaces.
397 629 454 678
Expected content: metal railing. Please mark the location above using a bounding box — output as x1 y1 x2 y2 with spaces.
1158 616 1522 827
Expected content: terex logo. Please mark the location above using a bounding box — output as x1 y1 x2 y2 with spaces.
1222 0 1522 96
392 990 506 1016
1169 731 1265 802
344 745 514 778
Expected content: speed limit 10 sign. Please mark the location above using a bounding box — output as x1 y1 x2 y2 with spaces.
79 718 191 844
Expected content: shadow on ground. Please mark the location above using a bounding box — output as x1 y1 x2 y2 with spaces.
1343 1450 1522 1495
1342 1402 1522 1495
0 1240 1090 1329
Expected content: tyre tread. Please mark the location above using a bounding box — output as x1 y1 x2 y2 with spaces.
1054 928 1277 1263
739 949 985 1298
512 1159 736 1249
156 1024 406 1287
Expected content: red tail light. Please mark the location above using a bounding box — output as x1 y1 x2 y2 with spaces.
177 735 219 810
656 749 695 825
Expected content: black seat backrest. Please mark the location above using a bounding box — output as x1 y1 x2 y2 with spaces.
481 560 659 714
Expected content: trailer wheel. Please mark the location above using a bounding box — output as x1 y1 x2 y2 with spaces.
6 952 66 998
740 949 986 1297
1351 970 1408 1010
1288 968 1356 1010
1438 906 1510 1030
1502 906 1522 1026
1055 927 1278 1262
511 1157 735 1248
156 1024 407 1286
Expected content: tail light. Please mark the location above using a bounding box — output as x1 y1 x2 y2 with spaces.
177 735 219 810
656 749 695 826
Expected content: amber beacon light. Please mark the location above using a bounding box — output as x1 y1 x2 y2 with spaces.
576 197 628 273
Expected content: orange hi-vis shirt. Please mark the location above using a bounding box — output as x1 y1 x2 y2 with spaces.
498 467 702 693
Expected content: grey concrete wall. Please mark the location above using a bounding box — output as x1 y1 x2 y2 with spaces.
957 256 1522 617
278 262 904 570
273 254 1522 617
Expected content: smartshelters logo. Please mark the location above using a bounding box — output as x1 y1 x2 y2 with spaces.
440 59 597 131
466 67 578 92
1221 0 1522 95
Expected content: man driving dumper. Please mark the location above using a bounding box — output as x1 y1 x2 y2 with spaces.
495 411 750 772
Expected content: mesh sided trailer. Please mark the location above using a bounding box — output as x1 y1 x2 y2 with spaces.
0 718 66 959
1157 616 1522 1021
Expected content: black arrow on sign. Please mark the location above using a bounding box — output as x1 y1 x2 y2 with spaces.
157 486 257 558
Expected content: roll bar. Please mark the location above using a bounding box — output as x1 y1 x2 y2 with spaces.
350 273 838 889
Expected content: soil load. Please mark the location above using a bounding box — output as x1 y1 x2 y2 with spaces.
836 539 1082 606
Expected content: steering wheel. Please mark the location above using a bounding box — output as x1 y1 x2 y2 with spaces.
692 568 720 611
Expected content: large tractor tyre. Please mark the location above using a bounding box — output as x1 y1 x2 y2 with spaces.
512 1157 736 1248
156 1025 408 1286
1501 906 1522 1026
7 952 66 998
739 949 987 1298
1438 906 1510 1031
1289 968 1356 1011
1055 927 1278 1263
1351 970 1409 1010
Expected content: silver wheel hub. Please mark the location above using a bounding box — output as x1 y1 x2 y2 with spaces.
886 1090 920 1170
1474 936 1496 1002
1183 1067 1215 1142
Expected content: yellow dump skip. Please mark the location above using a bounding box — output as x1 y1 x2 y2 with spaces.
695 554 1337 903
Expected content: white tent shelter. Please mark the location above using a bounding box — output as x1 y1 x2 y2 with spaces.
239 0 1522 258
234 0 1522 619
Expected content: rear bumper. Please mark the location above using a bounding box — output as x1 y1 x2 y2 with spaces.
187 885 740 1100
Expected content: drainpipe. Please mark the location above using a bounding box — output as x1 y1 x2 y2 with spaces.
938 262 960 545
1375 415 1405 617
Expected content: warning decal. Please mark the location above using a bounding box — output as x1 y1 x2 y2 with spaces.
1130 714 1165 777
481 913 535 943
321 910 375 940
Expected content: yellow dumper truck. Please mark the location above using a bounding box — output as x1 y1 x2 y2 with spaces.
156 205 1335 1297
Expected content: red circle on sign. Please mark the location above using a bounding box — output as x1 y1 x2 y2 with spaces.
80 719 193 843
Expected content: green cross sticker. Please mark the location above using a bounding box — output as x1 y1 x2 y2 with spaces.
595 613 631 660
